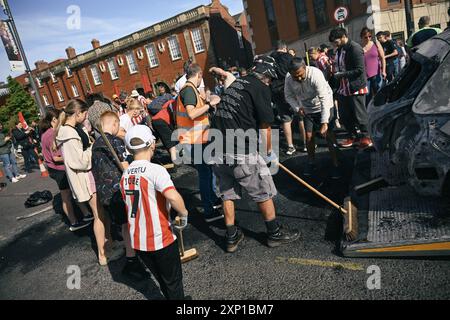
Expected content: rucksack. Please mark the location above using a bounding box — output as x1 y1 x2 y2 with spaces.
147 94 173 116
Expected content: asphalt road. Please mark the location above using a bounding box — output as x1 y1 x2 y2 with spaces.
1 145 450 300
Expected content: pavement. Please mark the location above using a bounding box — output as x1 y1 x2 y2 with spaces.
1 142 450 300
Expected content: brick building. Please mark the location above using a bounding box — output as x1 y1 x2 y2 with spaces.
244 0 449 56
15 0 252 109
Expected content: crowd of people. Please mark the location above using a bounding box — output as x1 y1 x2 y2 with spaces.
0 15 445 299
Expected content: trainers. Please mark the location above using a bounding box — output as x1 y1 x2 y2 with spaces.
69 220 92 232
286 146 296 156
83 214 94 222
300 145 307 153
330 166 342 180
339 138 356 148
303 162 316 177
106 242 125 262
267 225 301 248
11 177 19 183
17 174 27 180
205 209 224 223
122 259 149 280
358 137 373 150
226 228 244 253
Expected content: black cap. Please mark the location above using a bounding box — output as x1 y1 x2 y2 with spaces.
252 55 278 79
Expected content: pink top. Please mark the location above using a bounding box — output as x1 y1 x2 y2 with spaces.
364 41 380 79
41 128 65 171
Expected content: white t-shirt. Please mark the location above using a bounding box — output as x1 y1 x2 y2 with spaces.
175 74 205 94
119 114 134 133
120 160 176 252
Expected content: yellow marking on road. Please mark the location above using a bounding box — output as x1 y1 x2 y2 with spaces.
275 257 365 271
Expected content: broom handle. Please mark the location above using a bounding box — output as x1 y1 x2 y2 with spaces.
278 163 347 214
98 125 125 172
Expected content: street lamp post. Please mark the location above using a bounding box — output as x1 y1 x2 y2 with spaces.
1 0 45 116
405 0 415 38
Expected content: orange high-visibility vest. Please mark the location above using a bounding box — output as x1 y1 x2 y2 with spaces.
176 81 210 145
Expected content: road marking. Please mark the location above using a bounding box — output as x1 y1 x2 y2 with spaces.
275 256 365 271
16 206 54 221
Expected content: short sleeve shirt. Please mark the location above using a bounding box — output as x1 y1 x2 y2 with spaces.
119 114 134 133
120 160 176 252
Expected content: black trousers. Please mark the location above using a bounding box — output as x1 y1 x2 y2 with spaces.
21 148 38 171
337 94 369 137
137 241 185 300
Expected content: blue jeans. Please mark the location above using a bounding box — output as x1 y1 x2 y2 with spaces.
0 152 20 180
194 163 218 216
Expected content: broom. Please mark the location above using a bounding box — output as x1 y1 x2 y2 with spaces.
278 163 358 241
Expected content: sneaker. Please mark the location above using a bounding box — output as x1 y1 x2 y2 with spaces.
17 174 27 180
267 225 301 248
330 166 342 180
69 220 92 232
11 177 19 183
226 228 244 253
339 138 356 148
122 259 150 280
300 145 308 153
205 209 224 223
303 162 316 177
83 214 94 222
106 242 125 262
358 137 373 150
286 146 296 156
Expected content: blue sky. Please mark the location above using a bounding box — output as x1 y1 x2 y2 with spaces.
0 0 244 83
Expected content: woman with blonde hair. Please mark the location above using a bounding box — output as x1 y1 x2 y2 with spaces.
56 99 123 265
118 97 145 140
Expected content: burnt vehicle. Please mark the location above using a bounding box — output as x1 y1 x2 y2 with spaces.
368 29 450 197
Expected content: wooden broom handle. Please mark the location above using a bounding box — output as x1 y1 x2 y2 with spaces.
278 163 346 214
98 125 125 172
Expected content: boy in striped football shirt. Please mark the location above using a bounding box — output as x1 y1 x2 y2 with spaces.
121 125 189 300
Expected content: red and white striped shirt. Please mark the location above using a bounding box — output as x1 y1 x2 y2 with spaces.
120 160 176 252
336 48 369 97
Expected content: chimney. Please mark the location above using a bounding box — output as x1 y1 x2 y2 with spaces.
35 60 49 71
65 46 77 59
91 39 100 49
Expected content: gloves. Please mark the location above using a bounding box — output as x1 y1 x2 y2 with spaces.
174 215 188 231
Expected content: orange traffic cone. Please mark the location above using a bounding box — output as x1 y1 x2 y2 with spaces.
35 148 49 178
0 167 4 178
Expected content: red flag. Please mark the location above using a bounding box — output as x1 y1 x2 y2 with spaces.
18 112 29 130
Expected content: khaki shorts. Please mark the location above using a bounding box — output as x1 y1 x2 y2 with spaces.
212 154 277 203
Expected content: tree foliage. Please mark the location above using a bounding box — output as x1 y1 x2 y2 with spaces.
0 76 39 131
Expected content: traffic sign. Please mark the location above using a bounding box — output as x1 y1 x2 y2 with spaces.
333 6 349 24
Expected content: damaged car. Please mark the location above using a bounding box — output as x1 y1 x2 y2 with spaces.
368 29 450 197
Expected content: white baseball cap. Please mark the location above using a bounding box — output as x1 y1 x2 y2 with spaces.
130 90 140 98
125 125 155 150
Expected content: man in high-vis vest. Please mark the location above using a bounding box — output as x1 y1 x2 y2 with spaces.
176 63 223 223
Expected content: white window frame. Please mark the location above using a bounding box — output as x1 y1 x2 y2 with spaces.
167 35 182 61
190 28 205 54
50 72 57 83
71 83 79 97
56 89 64 102
145 43 159 68
90 65 102 86
125 51 139 74
107 58 119 80
66 66 73 78
36 77 43 88
42 94 49 106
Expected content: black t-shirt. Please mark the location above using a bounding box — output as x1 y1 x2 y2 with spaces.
382 40 397 65
92 133 127 206
180 82 198 107
211 75 274 155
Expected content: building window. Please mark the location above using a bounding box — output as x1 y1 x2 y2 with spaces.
42 94 49 106
50 72 57 83
191 28 205 53
125 51 139 74
56 89 64 102
294 0 310 34
90 65 102 86
66 67 73 78
71 83 79 97
263 0 279 46
145 43 159 68
36 77 42 87
107 58 119 80
167 36 182 61
313 0 328 28
237 30 244 49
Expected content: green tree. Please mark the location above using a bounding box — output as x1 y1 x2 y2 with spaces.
0 76 39 131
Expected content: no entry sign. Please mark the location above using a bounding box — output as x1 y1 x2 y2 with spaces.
333 6 349 24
